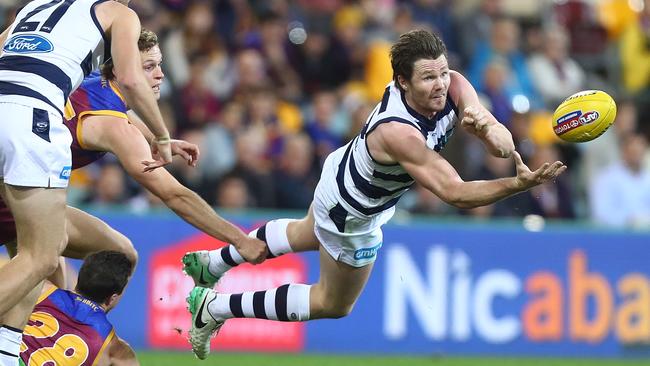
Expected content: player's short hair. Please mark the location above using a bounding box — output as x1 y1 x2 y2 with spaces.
101 28 159 80
75 250 134 304
390 29 447 91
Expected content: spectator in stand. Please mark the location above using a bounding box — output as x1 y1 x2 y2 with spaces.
526 144 576 219
272 133 318 209
589 132 650 228
201 101 245 183
215 174 251 209
178 53 222 134
527 26 585 108
83 163 128 207
162 1 234 98
479 58 514 126
229 128 276 208
620 0 650 138
304 90 343 166
457 0 504 67
288 20 351 96
468 16 538 108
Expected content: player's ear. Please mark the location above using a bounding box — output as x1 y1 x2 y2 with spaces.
105 293 120 310
397 75 408 91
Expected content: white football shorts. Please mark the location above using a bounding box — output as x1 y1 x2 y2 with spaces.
312 151 395 267
0 101 72 188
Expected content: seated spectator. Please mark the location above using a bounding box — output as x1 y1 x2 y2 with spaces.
468 16 539 109
304 90 344 166
272 133 318 209
589 132 650 228
527 26 585 108
526 144 576 219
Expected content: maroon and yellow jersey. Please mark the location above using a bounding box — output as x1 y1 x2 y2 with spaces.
65 71 128 169
19 286 114 366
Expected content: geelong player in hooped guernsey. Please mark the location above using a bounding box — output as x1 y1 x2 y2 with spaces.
181 29 568 359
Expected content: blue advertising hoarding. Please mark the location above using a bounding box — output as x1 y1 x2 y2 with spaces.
2 210 649 357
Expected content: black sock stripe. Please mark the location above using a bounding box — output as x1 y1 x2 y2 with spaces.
1 324 21 333
229 294 244 318
252 291 267 319
220 246 238 267
0 350 18 358
256 224 267 243
275 284 290 321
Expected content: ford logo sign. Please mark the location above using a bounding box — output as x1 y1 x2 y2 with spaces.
3 34 53 54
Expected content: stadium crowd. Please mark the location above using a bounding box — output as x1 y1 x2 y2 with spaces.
2 0 649 228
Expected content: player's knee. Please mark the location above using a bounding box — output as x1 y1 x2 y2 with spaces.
38 254 61 278
319 298 355 319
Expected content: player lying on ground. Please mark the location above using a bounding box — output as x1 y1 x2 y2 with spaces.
0 28 266 362
19 251 138 366
181 29 567 359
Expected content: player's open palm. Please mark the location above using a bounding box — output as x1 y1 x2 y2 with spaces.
237 237 268 264
512 151 567 190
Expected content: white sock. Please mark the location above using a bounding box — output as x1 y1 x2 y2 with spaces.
0 325 21 366
208 284 311 321
207 219 296 277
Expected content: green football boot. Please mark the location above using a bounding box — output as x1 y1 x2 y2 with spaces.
182 251 221 288
186 286 224 360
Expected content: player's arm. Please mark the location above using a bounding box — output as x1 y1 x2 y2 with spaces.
81 116 267 263
106 336 139 366
102 4 171 169
379 123 566 208
127 110 198 167
449 71 515 158
0 27 9 55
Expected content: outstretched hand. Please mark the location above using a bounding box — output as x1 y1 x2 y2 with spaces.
170 139 200 167
142 139 173 172
237 236 268 265
512 151 567 190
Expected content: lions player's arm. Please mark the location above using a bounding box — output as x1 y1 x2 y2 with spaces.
449 71 515 158
79 115 264 263
94 1 171 169
127 110 198 166
378 123 566 208
101 336 138 366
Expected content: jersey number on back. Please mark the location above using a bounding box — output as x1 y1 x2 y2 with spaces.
21 311 90 366
13 0 76 34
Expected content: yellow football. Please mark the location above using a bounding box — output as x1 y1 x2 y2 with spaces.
552 90 617 143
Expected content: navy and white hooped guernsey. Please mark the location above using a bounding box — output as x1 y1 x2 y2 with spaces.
0 0 110 116
320 81 459 218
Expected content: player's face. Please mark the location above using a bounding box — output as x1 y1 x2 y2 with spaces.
140 45 164 100
401 55 450 118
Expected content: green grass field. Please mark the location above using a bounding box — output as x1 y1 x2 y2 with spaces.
138 352 650 366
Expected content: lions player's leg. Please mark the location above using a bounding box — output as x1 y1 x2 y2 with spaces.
63 206 138 267
183 206 320 288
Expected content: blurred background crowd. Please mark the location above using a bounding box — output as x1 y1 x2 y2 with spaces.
2 0 649 229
